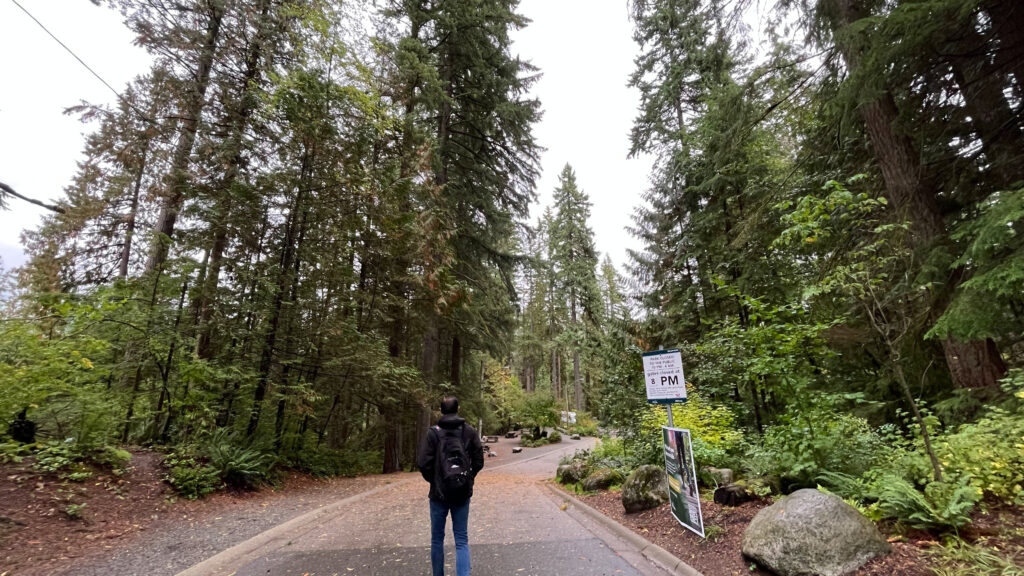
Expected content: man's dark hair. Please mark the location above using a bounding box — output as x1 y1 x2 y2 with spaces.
440 396 459 415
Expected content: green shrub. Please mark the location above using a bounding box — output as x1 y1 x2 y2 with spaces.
203 433 276 490
0 442 30 464
33 440 81 473
92 445 132 474
626 391 743 471
164 454 221 499
63 502 87 520
820 469 981 531
589 436 627 469
292 446 383 478
548 431 562 443
931 406 1024 505
869 473 981 531
822 399 1024 531
742 410 885 488
521 436 550 448
569 413 599 437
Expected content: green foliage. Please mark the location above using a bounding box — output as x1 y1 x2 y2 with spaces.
482 360 525 433
548 430 562 443
520 436 550 448
929 186 1024 342
928 539 1024 576
742 407 886 488
589 436 630 470
821 398 1024 531
63 502 87 520
33 440 82 474
0 442 30 464
202 431 276 490
703 524 726 543
624 392 743 472
568 412 599 437
163 454 221 500
560 437 650 481
868 473 981 531
932 406 1024 505
291 446 383 478
0 307 116 446
93 446 132 474
520 392 558 429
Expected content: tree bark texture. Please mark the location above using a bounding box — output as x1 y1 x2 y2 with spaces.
833 0 1007 389
145 5 225 274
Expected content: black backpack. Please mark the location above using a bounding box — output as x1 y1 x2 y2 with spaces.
434 424 471 503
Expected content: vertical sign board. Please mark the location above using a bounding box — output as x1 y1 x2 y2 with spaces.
642 349 687 404
662 427 705 538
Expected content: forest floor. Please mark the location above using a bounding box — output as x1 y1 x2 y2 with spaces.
0 448 403 575
566 485 1024 576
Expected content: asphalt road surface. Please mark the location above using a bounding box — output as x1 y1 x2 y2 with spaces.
182 439 673 576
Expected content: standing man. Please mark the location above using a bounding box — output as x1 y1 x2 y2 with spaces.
417 396 485 576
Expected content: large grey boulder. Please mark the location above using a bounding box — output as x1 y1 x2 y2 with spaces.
582 468 624 491
742 489 890 576
621 465 669 513
557 460 589 484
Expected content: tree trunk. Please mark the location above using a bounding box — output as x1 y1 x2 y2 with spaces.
383 413 401 474
572 349 582 412
939 337 1008 389
118 146 148 280
144 5 225 274
246 150 310 437
833 0 1006 390
451 335 462 388
155 276 189 441
551 349 560 399
196 0 274 359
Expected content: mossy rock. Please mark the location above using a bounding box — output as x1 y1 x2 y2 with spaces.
557 460 590 484
621 465 668 513
582 468 624 491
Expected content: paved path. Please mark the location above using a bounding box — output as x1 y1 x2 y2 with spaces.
183 439 673 576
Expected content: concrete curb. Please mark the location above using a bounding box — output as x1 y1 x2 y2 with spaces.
175 477 415 576
544 482 704 576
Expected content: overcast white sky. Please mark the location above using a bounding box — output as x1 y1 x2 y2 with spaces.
0 0 651 271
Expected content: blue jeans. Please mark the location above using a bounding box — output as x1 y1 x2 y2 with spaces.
429 498 470 576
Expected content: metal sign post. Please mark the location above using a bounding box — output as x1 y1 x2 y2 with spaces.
642 347 704 538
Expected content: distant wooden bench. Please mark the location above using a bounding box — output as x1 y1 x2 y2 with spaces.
484 435 499 443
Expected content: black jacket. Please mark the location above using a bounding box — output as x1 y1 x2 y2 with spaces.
416 414 485 502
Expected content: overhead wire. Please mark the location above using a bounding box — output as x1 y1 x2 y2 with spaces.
8 0 156 124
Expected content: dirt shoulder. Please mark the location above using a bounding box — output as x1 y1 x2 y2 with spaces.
0 449 407 576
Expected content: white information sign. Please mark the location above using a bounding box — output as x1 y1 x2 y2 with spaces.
642 349 688 404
